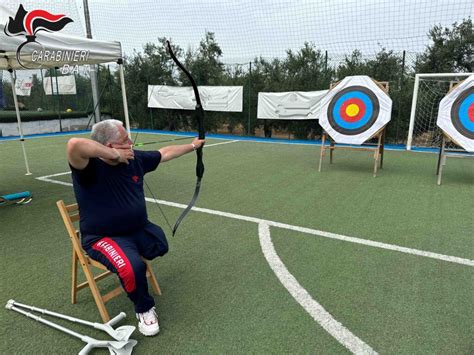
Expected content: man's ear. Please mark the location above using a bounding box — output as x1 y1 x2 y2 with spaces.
105 142 112 148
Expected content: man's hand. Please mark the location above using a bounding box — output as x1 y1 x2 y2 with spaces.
191 138 205 150
103 143 135 165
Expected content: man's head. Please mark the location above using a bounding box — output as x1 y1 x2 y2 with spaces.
91 119 132 147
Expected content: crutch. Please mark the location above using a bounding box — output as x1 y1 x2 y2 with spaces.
6 301 137 355
7 299 135 341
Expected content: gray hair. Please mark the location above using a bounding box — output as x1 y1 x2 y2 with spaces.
90 119 123 144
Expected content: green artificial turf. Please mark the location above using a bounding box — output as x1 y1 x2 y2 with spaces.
1 133 473 354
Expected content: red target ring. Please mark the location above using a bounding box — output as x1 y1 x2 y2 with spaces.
339 98 366 123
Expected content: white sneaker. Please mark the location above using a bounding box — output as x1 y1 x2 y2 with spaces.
136 307 160 336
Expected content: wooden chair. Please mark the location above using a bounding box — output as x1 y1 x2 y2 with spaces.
56 200 161 322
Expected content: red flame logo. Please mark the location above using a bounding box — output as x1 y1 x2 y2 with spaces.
24 9 72 36
3 4 74 69
4 4 73 37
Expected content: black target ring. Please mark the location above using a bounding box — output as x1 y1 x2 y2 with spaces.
450 86 474 140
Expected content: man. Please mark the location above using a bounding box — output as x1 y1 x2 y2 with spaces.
67 119 205 336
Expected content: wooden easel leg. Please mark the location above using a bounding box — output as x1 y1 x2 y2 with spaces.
436 137 443 175
71 251 78 304
437 136 446 186
380 130 385 169
329 139 334 164
373 133 382 177
318 133 326 172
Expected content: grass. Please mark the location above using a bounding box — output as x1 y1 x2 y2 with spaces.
0 132 473 354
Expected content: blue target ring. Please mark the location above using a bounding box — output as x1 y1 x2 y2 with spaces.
451 86 474 139
328 86 380 135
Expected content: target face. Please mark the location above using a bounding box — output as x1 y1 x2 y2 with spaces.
327 86 380 135
319 75 392 145
450 86 474 140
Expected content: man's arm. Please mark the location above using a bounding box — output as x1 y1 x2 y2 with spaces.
159 138 205 163
67 137 134 170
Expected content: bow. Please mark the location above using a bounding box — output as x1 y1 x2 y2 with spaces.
166 40 205 236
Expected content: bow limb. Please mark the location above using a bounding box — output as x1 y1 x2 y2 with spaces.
166 40 205 236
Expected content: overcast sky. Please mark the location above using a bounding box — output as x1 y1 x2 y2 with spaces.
83 0 473 63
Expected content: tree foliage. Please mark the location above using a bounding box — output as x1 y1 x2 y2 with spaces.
416 18 473 73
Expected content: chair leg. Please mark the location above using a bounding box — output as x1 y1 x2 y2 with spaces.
146 261 162 296
71 251 78 304
81 262 111 322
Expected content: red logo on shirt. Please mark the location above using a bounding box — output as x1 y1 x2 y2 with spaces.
132 176 139 183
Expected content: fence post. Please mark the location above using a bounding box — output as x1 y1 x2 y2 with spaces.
395 50 406 143
248 61 252 135
53 68 63 132
324 51 329 86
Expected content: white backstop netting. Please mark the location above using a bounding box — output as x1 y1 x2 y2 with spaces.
407 74 473 150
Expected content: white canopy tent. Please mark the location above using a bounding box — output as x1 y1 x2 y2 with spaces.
0 5 131 175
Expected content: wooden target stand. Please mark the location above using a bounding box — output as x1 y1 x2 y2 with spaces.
435 133 474 185
436 81 474 185
318 80 389 177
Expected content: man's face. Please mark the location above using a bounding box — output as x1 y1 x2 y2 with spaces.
108 125 133 147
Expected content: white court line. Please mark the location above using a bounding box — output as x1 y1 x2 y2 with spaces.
37 171 71 178
36 172 74 187
35 171 474 267
148 198 473 267
204 140 239 148
259 222 376 354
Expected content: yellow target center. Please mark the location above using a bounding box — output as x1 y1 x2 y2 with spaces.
346 104 360 117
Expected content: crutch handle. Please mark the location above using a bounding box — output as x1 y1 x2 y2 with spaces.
106 312 127 326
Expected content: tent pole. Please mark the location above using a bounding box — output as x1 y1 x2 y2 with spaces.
118 61 131 137
83 0 101 123
54 67 63 132
9 69 31 175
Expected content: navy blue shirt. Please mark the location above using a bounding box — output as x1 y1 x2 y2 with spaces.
71 150 161 237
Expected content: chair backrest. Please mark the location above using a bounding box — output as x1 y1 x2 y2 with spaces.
56 200 83 257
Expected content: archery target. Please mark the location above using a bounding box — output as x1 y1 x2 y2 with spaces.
327 86 379 135
437 75 474 152
319 76 392 145
451 86 474 139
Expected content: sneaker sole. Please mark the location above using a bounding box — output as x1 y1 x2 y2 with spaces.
138 324 160 336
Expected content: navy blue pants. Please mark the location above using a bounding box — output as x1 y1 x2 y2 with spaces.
83 222 168 313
